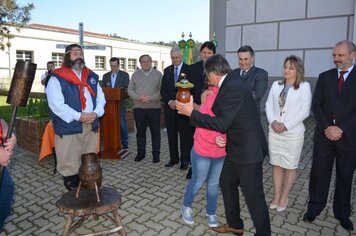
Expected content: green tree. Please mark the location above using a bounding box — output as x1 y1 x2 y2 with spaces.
0 0 34 50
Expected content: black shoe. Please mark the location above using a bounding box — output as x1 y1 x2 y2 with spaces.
63 174 79 191
180 162 189 170
153 157 160 163
303 211 316 222
339 218 354 231
135 155 145 162
186 167 192 179
165 160 179 167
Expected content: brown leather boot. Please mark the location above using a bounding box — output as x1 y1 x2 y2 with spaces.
212 223 243 235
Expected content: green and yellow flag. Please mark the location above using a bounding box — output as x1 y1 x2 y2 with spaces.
178 32 195 65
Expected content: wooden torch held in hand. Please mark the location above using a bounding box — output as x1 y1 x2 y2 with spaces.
0 61 37 187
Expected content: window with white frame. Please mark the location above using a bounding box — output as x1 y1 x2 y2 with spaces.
16 50 33 62
128 58 137 70
95 56 105 69
51 53 64 67
118 58 125 70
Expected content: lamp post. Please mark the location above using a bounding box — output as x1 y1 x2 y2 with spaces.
79 22 84 48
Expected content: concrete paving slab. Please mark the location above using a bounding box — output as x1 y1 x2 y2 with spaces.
0 116 355 236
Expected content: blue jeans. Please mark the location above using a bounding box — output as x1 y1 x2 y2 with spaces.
0 168 14 230
120 109 128 149
183 148 225 215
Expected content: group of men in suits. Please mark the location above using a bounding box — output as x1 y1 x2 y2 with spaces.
175 40 355 235
102 39 355 234
164 44 270 235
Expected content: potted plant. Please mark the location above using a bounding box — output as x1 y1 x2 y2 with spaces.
15 98 51 153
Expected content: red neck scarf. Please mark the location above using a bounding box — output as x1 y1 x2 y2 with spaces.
53 66 96 110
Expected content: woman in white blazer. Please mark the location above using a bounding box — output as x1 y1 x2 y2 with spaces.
265 55 312 212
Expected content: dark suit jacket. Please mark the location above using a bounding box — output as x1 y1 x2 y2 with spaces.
160 63 189 105
312 66 356 151
232 66 268 110
102 70 130 111
187 60 206 105
190 72 268 164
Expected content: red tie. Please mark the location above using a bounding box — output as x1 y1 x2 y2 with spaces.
338 71 347 93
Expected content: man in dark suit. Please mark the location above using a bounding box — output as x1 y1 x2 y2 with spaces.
102 57 130 154
233 45 268 113
160 48 189 168
303 40 356 231
176 54 271 236
183 41 216 177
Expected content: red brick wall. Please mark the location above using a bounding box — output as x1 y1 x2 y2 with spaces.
15 117 50 153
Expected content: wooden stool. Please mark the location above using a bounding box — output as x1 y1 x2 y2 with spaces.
56 187 126 236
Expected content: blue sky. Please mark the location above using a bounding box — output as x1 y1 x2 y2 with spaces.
16 0 210 43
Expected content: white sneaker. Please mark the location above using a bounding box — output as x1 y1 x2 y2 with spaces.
181 205 194 224
206 214 218 227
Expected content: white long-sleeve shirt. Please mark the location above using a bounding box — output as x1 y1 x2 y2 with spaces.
46 70 106 123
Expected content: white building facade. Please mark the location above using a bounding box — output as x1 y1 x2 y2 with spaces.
210 0 355 78
0 24 172 92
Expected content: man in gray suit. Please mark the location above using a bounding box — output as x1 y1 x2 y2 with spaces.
233 45 268 114
102 57 130 154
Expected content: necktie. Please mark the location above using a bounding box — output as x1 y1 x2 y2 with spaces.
174 66 179 82
338 70 347 93
111 74 116 88
241 70 246 77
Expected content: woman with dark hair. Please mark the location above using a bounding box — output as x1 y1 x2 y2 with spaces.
265 55 312 212
180 84 226 227
182 41 216 179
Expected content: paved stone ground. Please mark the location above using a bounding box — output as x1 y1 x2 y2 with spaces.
1 116 355 236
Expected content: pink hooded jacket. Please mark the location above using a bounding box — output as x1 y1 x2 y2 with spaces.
193 86 227 158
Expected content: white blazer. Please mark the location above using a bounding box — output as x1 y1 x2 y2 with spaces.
265 81 312 134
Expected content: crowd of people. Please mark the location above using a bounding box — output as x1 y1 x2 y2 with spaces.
1 40 355 235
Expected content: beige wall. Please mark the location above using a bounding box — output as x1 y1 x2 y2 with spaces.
0 25 172 92
210 0 355 77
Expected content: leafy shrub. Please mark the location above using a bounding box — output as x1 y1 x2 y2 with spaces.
26 98 50 120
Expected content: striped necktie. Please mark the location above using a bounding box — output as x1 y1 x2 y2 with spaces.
174 67 179 82
338 70 347 93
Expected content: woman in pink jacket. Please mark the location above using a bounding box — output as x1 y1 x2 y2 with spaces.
180 85 226 228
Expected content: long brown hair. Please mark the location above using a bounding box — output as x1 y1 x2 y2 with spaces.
279 55 304 89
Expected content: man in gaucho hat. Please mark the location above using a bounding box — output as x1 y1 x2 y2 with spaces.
46 44 106 191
